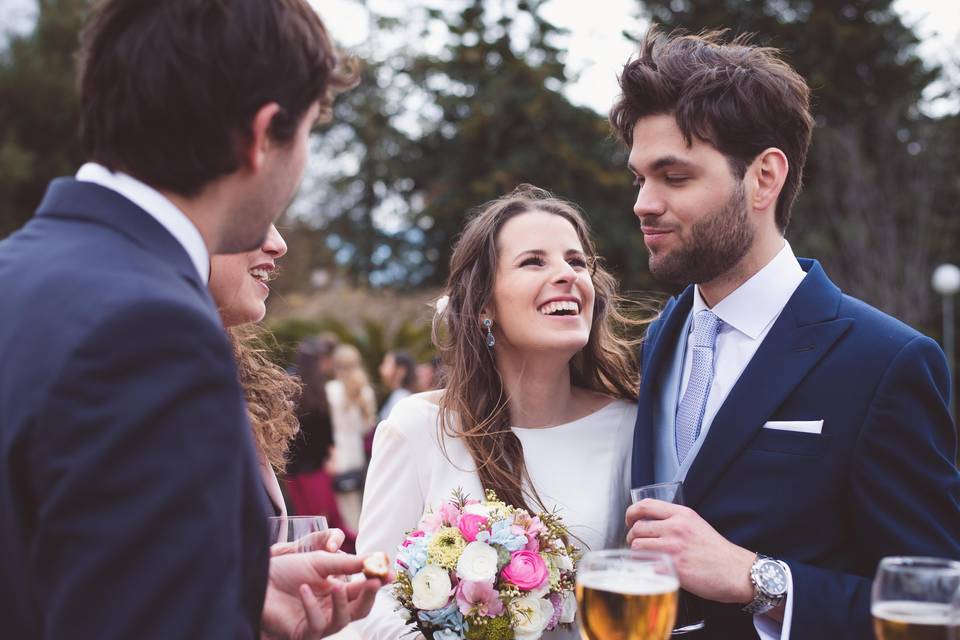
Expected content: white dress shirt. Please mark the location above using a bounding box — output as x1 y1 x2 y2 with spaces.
76 163 210 282
678 240 805 640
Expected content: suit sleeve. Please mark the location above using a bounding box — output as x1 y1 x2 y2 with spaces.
28 300 262 640
788 335 960 639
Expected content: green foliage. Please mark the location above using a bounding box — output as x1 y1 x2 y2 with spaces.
0 0 87 238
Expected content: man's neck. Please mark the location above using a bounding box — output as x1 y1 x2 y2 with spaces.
698 233 785 308
162 184 227 255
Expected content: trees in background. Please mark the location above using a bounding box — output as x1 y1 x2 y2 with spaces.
1 0 957 337
0 0 85 238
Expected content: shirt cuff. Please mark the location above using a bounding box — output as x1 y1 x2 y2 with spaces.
752 562 793 640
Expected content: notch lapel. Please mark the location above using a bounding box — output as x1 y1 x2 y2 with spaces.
632 287 694 488
683 260 853 507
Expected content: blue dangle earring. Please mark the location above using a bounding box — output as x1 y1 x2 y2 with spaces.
483 318 495 348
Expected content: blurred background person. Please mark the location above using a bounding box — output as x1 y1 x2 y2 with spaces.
327 343 378 532
414 356 443 392
284 335 357 547
377 349 416 421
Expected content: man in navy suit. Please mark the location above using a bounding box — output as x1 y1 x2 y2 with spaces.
614 29 960 638
0 2 381 638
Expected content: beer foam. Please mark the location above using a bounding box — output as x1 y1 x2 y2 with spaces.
872 601 957 625
577 570 680 596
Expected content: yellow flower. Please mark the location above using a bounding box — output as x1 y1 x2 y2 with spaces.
427 527 467 570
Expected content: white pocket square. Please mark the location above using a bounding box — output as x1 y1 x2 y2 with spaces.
762 420 824 434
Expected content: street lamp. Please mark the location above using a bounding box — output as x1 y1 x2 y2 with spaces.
932 263 960 422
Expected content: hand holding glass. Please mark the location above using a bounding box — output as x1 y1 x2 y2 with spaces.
631 481 705 635
267 515 329 554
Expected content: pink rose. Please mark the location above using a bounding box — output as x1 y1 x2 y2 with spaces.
458 513 488 542
500 550 549 591
439 502 462 527
456 579 504 617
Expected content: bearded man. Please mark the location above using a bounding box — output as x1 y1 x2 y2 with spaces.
616 28 960 640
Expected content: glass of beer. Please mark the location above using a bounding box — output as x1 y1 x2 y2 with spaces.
631 481 705 635
577 549 679 640
871 556 960 640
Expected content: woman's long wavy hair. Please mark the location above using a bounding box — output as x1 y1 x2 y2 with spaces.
228 325 302 474
433 185 648 513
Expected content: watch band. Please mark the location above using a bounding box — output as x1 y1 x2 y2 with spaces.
742 554 787 616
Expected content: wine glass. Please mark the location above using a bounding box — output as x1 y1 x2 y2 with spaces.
577 549 679 640
630 481 705 635
267 515 329 554
871 556 960 640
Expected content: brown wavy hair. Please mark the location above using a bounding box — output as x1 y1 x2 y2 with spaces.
228 325 302 474
433 185 647 513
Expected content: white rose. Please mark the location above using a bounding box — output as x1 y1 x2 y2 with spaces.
463 503 491 517
511 595 555 640
411 565 452 610
560 591 577 623
456 541 499 582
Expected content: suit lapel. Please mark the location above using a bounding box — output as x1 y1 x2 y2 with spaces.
683 260 853 507
632 288 694 487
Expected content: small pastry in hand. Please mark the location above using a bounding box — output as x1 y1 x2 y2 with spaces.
362 551 390 580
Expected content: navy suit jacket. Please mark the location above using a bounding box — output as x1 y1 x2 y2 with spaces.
0 179 271 639
632 258 960 639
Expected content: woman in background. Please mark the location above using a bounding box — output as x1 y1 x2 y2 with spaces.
377 350 416 421
327 343 377 531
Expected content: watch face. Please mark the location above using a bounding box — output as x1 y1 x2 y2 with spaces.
757 560 788 596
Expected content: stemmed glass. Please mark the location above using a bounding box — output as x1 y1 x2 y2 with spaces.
576 549 679 640
630 481 705 635
871 556 960 640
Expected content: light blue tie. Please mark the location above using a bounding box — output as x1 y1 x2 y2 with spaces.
675 310 722 463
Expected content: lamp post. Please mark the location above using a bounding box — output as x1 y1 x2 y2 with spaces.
932 263 960 422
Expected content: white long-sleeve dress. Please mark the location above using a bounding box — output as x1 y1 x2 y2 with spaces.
349 392 637 639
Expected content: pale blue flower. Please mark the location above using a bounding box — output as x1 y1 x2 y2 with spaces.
476 518 528 551
418 601 468 635
397 534 431 576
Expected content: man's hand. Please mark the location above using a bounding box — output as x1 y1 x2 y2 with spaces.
261 551 389 640
626 499 755 604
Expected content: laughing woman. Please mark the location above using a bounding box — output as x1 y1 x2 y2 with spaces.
208 224 300 517
351 185 645 639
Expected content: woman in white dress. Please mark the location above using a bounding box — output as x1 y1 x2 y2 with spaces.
351 185 646 639
326 343 378 531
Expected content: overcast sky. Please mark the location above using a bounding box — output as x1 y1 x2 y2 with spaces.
2 0 957 115
310 0 960 116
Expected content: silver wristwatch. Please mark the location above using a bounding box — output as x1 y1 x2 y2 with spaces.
742 554 788 615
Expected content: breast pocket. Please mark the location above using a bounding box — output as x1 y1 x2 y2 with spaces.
746 429 833 456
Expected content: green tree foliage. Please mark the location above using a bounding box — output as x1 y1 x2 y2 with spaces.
0 0 87 238
399 0 648 289
632 0 960 331
301 0 653 291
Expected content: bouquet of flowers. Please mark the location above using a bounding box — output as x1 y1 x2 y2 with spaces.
393 489 580 640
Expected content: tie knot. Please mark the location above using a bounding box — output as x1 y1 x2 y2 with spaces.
692 310 721 348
